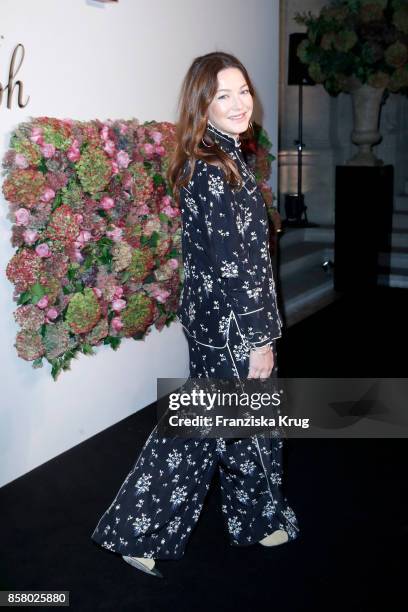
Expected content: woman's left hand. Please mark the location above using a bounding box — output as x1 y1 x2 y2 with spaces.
247 346 274 380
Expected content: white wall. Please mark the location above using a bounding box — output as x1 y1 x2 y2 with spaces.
0 0 281 487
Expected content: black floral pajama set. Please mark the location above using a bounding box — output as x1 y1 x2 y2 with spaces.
91 121 300 560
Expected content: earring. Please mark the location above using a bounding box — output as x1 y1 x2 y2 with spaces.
248 120 253 131
201 135 213 148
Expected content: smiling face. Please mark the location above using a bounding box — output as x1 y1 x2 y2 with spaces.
207 67 254 138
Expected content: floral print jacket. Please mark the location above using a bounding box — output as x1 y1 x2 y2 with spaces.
176 121 283 349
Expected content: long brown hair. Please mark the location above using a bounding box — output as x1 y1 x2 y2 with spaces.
167 51 255 204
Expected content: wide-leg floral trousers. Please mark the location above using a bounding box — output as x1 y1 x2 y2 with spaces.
91 316 300 560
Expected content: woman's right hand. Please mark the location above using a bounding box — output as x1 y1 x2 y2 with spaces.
247 346 274 380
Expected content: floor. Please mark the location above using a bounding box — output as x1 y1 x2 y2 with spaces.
0 286 406 612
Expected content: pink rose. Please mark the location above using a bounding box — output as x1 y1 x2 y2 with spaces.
35 243 51 258
143 143 154 157
113 286 124 299
74 213 83 224
154 145 165 157
106 227 123 242
137 203 150 215
30 127 44 145
116 150 130 168
123 174 133 190
161 195 172 208
100 196 115 210
23 229 38 245
111 298 127 312
151 131 163 144
15 208 30 226
103 140 115 156
101 126 110 141
92 287 102 299
155 288 170 303
111 160 119 175
46 307 58 320
15 153 29 169
162 205 179 218
40 188 55 203
111 317 124 332
167 258 179 270
67 146 81 162
77 230 92 245
40 143 55 159
119 123 128 135
36 295 49 309
74 250 84 263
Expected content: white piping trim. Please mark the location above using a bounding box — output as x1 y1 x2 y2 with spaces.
236 307 264 316
253 434 275 507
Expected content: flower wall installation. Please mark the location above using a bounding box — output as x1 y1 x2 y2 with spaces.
2 117 276 379
3 117 181 379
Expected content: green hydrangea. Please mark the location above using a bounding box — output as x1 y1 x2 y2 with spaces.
333 31 358 53
15 329 45 361
121 292 154 337
65 287 101 334
84 317 109 345
61 181 85 211
128 247 155 283
43 321 76 360
75 146 112 195
385 41 408 68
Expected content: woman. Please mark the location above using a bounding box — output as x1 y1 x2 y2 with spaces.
91 51 300 578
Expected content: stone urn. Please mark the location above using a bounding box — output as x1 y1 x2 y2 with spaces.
346 78 385 166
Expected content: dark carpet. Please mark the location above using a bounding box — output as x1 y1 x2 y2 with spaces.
0 286 406 612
